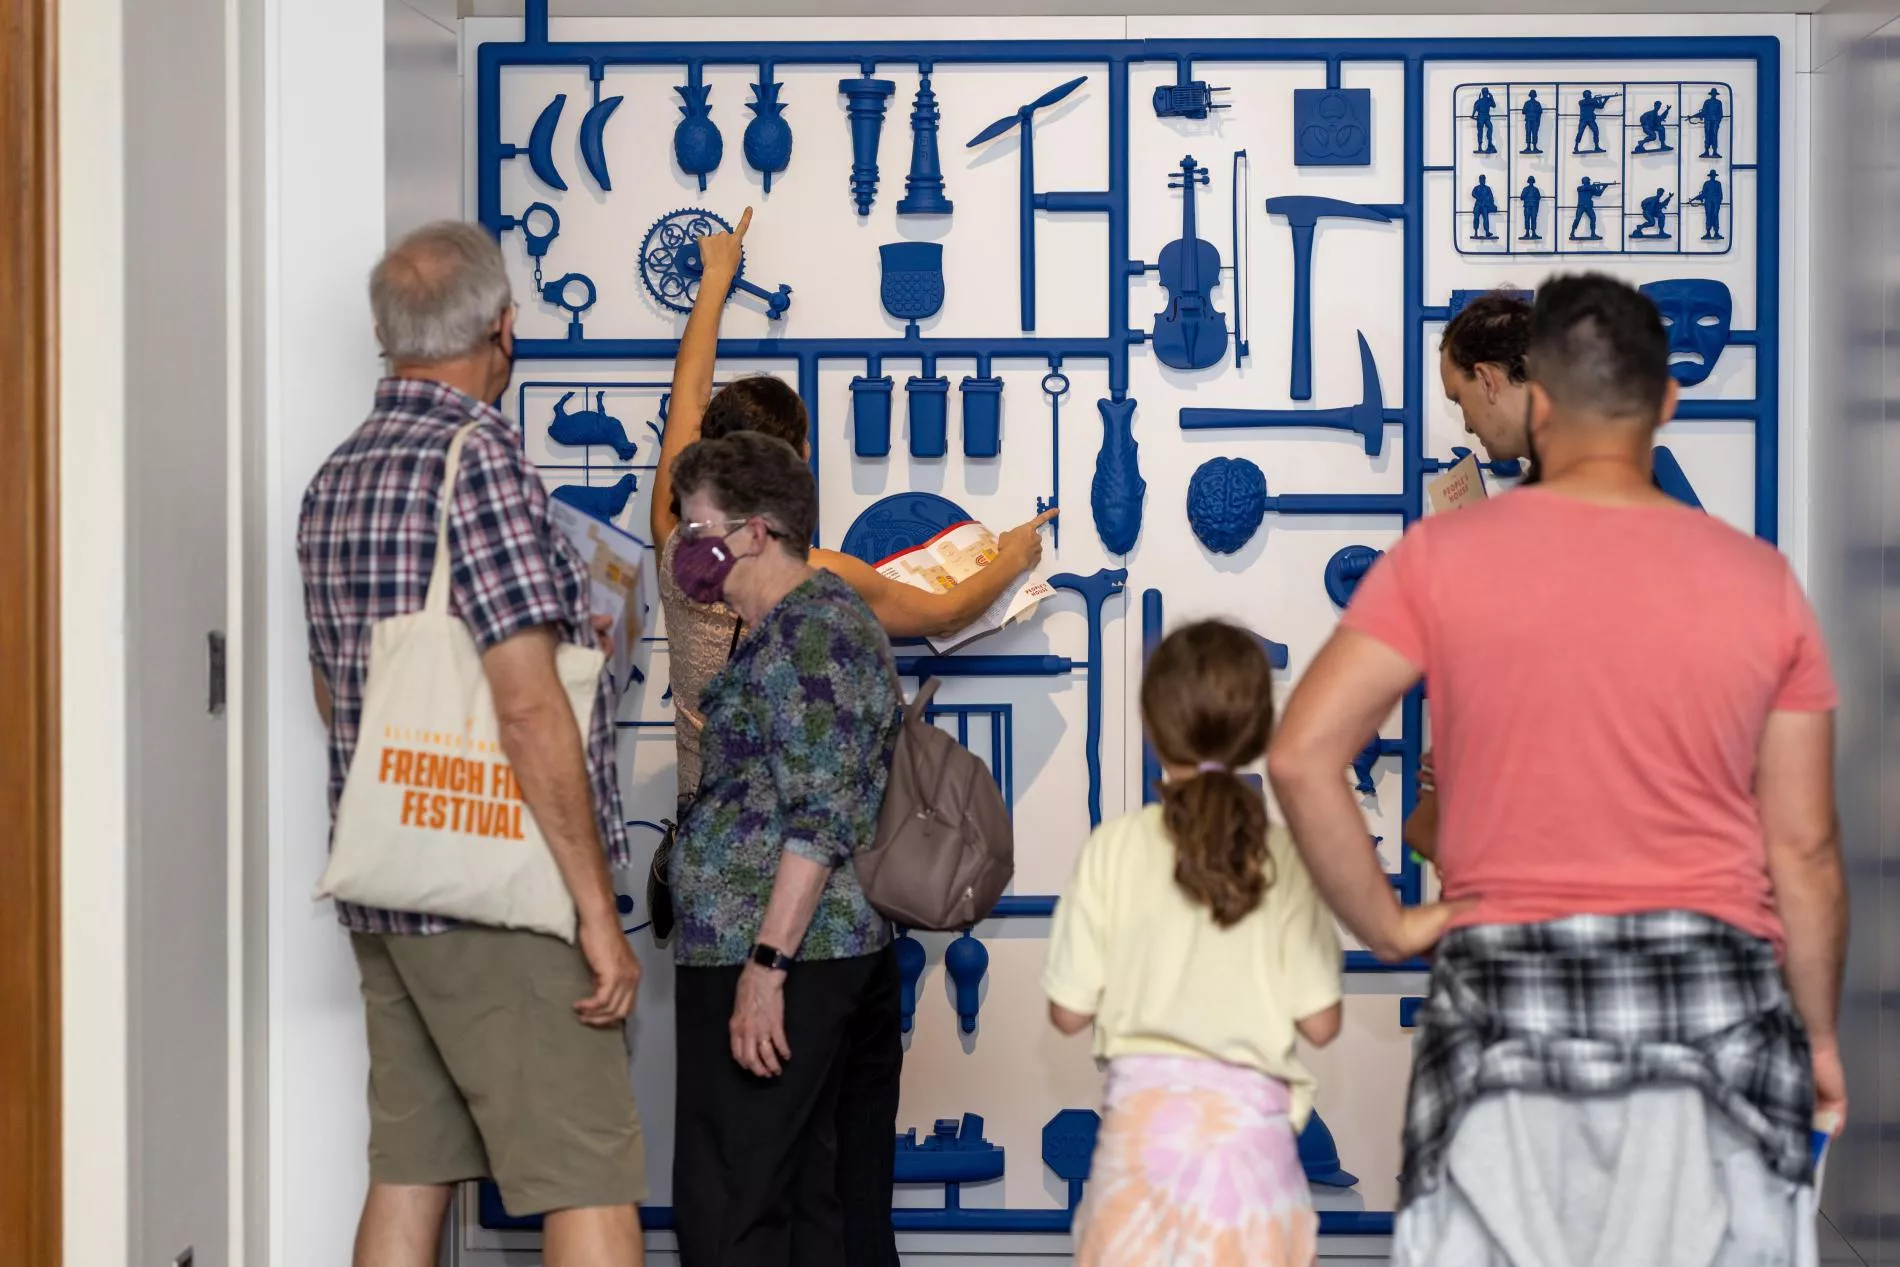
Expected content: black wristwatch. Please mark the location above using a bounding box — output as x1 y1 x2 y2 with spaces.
750 942 794 972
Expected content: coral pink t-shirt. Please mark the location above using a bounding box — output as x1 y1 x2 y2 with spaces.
1342 488 1837 949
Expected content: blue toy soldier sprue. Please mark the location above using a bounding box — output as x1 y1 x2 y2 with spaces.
1520 88 1544 153
1688 88 1725 158
1688 169 1725 240
1571 176 1613 240
1469 175 1499 240
1472 86 1498 154
1574 89 1616 153
1520 175 1544 240
1631 187 1673 239
1632 100 1673 154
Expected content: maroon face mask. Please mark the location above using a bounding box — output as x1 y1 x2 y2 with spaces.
672 533 741 605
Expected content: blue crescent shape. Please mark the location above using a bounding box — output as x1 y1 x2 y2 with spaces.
527 93 568 192
579 94 623 192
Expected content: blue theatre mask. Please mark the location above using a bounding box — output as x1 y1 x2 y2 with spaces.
1639 279 1732 387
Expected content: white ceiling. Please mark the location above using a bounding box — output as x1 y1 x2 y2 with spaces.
467 1 1840 13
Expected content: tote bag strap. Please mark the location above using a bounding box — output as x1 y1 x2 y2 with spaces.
423 421 485 617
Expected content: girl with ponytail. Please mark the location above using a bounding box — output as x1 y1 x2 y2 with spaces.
1043 620 1344 1267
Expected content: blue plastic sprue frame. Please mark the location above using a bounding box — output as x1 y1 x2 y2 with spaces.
478 5 1783 1239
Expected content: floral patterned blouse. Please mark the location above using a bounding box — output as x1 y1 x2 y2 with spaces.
670 569 901 967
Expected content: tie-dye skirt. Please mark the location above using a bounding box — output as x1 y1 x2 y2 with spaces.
1074 1055 1317 1267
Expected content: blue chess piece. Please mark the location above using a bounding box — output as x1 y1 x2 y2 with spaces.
1570 176 1612 241
1520 89 1544 154
1472 86 1497 154
551 473 638 521
1573 89 1614 154
1469 175 1498 240
1688 170 1725 241
1632 100 1673 154
1631 187 1674 239
1520 175 1543 240
548 390 638 460
1689 89 1725 158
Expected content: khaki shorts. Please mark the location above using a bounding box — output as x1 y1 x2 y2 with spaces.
352 927 647 1216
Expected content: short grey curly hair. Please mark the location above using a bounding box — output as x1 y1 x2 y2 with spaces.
370 220 513 362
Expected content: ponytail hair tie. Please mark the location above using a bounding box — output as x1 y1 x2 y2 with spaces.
1196 761 1230 775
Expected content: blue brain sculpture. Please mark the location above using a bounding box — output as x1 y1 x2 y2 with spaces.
1186 457 1267 555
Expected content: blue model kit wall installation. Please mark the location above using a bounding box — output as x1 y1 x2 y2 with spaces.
966 75 1089 332
895 1115 1005 1184
1293 88 1372 166
944 931 989 1034
1264 197 1393 400
1452 81 1733 256
1324 544 1384 608
839 74 897 215
895 932 927 1034
1091 398 1145 555
477 16 1784 1235
552 473 639 520
908 375 952 457
1186 456 1267 555
1153 79 1228 120
898 73 954 215
580 74 623 193
673 64 723 191
1036 368 1069 546
1652 445 1705 509
743 68 793 193
1150 155 1229 371
548 389 639 460
879 240 945 337
640 208 793 319
1640 277 1731 384
1180 330 1393 455
961 375 1004 457
540 271 598 341
1300 1111 1359 1187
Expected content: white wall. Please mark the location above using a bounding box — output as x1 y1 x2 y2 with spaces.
60 1 131 1262
261 3 390 1265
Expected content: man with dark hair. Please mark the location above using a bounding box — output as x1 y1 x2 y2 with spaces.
665 430 905 1267
1272 273 1844 1262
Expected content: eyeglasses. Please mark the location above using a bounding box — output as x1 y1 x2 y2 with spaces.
679 517 752 542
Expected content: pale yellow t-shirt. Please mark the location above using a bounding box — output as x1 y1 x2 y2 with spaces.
1042 805 1343 1128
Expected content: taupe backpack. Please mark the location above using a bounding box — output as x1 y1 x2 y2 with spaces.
856 679 1014 930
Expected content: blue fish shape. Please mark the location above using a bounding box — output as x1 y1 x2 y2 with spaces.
1090 397 1146 555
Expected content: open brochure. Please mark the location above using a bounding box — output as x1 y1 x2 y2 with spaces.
874 520 1053 654
548 499 650 705
1425 450 1489 514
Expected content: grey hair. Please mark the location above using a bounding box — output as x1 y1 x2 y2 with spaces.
369 221 513 362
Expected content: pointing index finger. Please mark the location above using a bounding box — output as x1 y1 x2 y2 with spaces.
734 206 754 239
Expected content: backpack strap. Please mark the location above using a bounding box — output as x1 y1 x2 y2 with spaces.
906 677 943 724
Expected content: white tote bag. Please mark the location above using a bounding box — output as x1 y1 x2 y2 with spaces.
314 422 603 942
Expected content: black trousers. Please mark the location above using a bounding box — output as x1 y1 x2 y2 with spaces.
674 945 902 1267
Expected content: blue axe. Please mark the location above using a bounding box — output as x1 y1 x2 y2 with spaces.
1179 331 1397 456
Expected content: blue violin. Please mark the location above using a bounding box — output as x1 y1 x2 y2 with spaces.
1151 154 1229 372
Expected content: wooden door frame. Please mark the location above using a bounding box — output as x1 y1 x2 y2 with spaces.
0 0 60 1263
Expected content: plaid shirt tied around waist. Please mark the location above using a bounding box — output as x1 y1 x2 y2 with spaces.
1401 909 1814 1208
298 377 629 935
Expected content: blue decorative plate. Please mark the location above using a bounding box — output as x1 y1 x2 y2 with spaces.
838 491 973 565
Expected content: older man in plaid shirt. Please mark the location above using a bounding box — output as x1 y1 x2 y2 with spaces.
299 222 645 1267
1271 275 1844 1263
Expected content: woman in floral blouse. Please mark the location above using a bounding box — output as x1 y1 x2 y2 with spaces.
665 430 904 1267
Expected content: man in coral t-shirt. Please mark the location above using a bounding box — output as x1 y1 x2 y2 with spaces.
1268 274 1844 1261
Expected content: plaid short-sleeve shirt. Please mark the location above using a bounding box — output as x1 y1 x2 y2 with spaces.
298 377 628 935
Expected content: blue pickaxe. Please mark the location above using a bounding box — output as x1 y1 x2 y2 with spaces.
1179 331 1399 456
1263 196 1395 400
1049 568 1127 828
